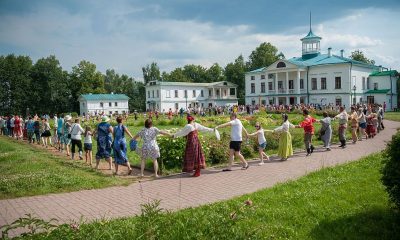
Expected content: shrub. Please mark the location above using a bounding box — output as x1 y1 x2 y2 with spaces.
381 131 400 209
241 143 254 158
158 136 186 171
208 145 228 164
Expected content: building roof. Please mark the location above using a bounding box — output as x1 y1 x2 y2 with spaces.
369 70 398 77
79 94 129 101
288 54 377 68
149 81 237 87
247 67 266 73
365 89 390 94
301 29 322 41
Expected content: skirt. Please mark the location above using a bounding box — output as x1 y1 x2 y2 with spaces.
41 130 51 137
277 131 293 158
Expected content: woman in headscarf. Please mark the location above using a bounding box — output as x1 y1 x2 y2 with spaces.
113 116 134 175
273 114 295 161
173 115 214 177
95 116 113 170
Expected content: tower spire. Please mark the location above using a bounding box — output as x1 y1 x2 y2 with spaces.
309 11 312 31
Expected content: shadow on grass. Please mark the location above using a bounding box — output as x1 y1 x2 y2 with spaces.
310 208 400 240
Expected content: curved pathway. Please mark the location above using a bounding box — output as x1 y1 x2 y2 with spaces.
1 120 399 237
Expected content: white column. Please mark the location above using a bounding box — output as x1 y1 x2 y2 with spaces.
297 70 301 94
220 88 222 99
286 71 289 94
297 96 301 104
275 73 278 94
213 88 215 99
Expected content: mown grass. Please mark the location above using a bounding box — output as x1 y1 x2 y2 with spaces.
24 152 400 240
384 112 400 122
0 136 133 199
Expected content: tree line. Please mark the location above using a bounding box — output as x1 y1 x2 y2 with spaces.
0 41 374 116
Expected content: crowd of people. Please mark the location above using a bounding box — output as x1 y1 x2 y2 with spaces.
0 102 386 178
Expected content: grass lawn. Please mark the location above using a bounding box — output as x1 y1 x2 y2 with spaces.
384 112 400 122
0 136 134 199
24 152 400 240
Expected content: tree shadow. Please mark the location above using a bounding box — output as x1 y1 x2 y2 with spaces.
309 208 400 240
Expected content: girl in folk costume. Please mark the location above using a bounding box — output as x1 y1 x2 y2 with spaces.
319 112 332 151
173 115 214 177
247 122 272 165
334 106 349 148
297 109 317 156
350 107 358 144
366 113 377 138
13 115 22 140
273 114 295 161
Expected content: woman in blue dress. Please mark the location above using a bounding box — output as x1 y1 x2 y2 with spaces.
113 116 134 175
95 116 113 170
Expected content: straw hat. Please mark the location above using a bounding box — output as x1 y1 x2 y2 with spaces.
64 115 72 121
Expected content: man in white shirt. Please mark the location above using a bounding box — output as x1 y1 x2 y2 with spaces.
215 113 249 171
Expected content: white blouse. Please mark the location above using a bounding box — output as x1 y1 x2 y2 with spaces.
273 121 295 133
174 122 213 138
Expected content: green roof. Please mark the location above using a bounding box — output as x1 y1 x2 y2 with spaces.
301 29 322 41
365 89 390 94
247 67 266 73
150 81 237 87
369 70 398 77
288 54 378 68
80 94 129 101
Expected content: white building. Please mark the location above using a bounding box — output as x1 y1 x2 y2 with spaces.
78 94 129 116
145 81 238 111
245 26 399 110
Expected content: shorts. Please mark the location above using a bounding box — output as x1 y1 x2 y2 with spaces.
359 122 366 129
41 130 51 137
57 132 63 139
229 141 242 152
259 142 267 150
84 143 92 151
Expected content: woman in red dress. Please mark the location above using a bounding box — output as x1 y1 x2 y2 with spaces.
13 115 22 140
173 115 214 177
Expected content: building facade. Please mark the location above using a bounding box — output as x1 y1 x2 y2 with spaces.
245 27 398 110
78 94 129 116
145 81 238 111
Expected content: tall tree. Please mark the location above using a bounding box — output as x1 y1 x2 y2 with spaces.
246 42 279 71
206 63 225 82
162 68 190 82
142 62 161 85
70 60 105 112
0 54 32 115
182 64 207 83
349 50 375 65
225 55 246 104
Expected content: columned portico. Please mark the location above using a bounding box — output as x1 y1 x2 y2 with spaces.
296 70 301 94
285 72 289 94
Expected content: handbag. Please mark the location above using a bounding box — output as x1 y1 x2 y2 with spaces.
68 124 76 139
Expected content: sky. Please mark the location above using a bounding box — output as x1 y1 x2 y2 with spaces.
0 0 399 81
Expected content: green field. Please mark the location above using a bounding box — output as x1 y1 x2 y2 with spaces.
20 152 399 239
384 112 400 122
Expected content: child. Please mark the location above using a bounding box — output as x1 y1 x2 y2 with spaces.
84 126 93 166
247 122 271 165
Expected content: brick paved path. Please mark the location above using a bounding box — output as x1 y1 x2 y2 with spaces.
1 120 399 237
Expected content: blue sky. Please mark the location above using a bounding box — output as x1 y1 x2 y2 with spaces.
0 0 399 80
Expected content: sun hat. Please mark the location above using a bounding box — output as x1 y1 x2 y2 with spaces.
64 115 72 121
101 116 110 122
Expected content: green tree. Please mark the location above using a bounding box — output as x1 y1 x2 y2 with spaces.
30 55 70 114
182 64 207 83
70 60 105 112
0 54 32 115
246 42 279 71
162 68 190 82
349 50 375 65
206 63 225 82
225 55 246 104
142 62 161 85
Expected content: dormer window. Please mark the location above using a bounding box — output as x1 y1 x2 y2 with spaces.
277 62 286 68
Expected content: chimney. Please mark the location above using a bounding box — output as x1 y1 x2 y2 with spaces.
328 47 332 57
340 49 344 57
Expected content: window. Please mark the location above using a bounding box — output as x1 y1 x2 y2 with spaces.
147 91 150 98
114 102 118 107
115 111 118 114
268 82 273 91
261 82 266 93
268 74 274 79
300 79 304 89
367 77 370 89
209 89 212 97
157 90 159 98
251 100 256 105
175 90 178 98
201 103 204 107
175 103 179 109
152 90 154 98
261 75 265 79
193 90 196 97
289 80 294 89
335 77 341 89
374 82 378 90
230 88 235 95
362 77 366 90
251 83 255 93
278 81 283 89
251 76 255 80
100 102 103 108
200 90 204 97
184 90 187 98
335 97 342 106
109 102 112 107
166 90 171 98
321 78 327 90
277 62 286 68
311 78 317 90
261 100 266 105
